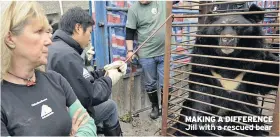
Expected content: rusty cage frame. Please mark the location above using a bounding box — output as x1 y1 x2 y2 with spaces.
161 1 280 136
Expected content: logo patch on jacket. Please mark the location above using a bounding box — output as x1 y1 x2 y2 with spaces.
41 104 54 119
83 68 91 79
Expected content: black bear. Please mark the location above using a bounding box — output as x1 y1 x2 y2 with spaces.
176 4 279 136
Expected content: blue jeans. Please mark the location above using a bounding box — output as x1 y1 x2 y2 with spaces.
139 55 173 93
92 99 118 128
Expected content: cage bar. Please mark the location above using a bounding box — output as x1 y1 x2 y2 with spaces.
172 69 277 89
163 1 279 136
269 91 280 136
161 1 173 136
171 52 280 65
170 44 280 52
170 77 276 100
174 10 280 18
170 93 261 116
172 34 280 39
174 1 252 8
170 84 274 111
172 23 280 27
172 61 279 77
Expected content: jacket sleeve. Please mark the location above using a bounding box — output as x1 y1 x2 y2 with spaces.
54 53 112 107
68 100 97 136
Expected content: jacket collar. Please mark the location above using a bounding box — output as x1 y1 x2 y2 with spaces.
52 30 84 55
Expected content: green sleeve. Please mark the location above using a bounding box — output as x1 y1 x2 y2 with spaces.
68 99 97 136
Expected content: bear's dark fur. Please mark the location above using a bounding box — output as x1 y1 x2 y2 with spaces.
176 4 279 136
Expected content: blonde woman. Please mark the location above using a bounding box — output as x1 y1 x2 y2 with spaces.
1 1 96 136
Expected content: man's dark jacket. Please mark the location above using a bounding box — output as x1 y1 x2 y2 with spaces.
47 30 112 115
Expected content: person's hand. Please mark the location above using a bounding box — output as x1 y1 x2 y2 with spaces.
118 61 127 75
105 69 123 85
126 51 135 63
86 46 95 61
69 108 89 136
104 60 127 75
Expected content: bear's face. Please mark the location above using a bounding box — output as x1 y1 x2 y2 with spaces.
200 4 264 56
207 15 256 55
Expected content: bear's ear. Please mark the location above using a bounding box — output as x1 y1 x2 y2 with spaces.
243 4 264 22
204 11 219 24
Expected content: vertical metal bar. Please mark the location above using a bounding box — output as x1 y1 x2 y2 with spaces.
260 97 265 114
108 27 112 62
125 1 127 7
187 23 190 44
227 3 230 11
276 1 280 44
59 0 63 15
128 63 134 123
108 27 112 99
270 87 280 136
94 1 110 69
161 1 173 136
89 0 96 67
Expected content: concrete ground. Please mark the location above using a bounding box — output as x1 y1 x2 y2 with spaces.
120 110 162 136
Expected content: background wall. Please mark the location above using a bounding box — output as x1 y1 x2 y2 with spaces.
38 1 90 25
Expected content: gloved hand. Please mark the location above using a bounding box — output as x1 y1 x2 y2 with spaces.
104 60 127 75
90 69 106 79
86 46 95 61
105 69 123 86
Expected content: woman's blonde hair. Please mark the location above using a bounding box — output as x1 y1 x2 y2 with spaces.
1 1 49 80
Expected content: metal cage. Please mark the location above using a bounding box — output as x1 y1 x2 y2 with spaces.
161 1 279 136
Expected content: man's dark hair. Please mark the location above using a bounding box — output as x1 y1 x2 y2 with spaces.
59 7 94 35
48 18 54 25
52 23 59 33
